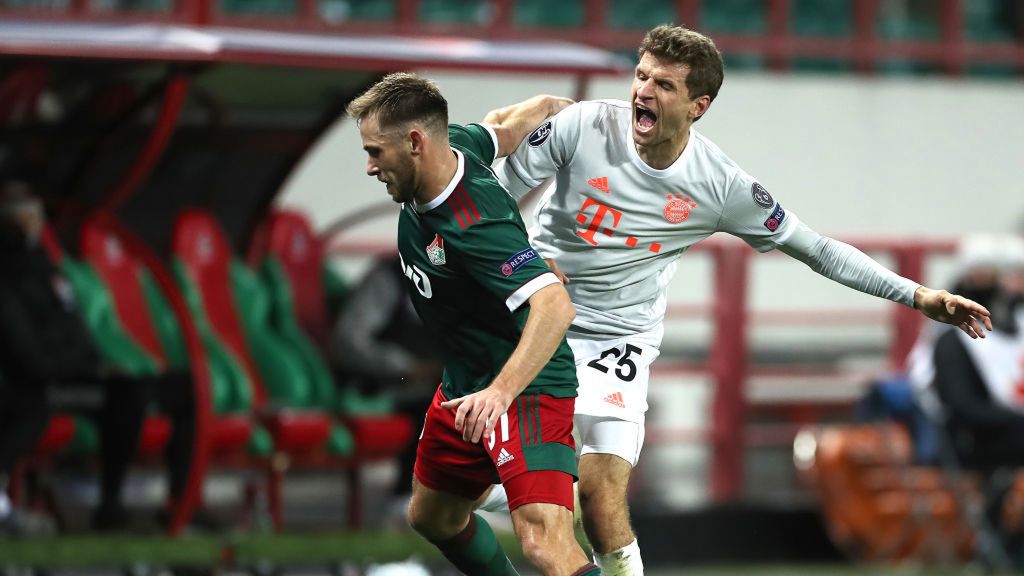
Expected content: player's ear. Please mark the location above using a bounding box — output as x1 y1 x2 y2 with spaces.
690 95 712 121
408 127 426 156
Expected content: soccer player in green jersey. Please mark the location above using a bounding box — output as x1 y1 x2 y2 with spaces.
347 73 596 576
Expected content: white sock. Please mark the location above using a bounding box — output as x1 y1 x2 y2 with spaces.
0 492 11 519
477 484 509 513
595 539 643 576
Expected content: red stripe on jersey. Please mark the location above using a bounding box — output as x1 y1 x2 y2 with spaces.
451 188 475 225
447 198 467 229
456 184 481 222
449 190 474 228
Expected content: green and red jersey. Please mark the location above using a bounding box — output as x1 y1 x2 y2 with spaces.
397 123 578 400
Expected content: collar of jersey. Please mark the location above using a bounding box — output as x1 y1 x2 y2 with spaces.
414 148 465 213
627 124 696 179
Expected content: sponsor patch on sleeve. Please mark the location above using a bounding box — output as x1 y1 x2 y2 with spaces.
527 121 552 147
501 247 539 276
763 203 786 232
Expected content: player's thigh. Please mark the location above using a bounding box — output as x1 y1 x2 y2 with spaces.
408 477 479 540
578 452 633 504
492 394 578 510
574 413 645 467
414 386 496 504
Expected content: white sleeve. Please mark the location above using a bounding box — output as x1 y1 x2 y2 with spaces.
778 221 920 308
716 170 799 252
493 102 584 199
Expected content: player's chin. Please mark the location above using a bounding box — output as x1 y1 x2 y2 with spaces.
632 125 656 144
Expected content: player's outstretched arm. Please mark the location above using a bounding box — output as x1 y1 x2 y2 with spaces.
441 282 575 443
777 226 993 339
482 95 574 158
913 286 993 339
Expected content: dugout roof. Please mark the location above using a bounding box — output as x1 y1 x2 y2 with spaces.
0 19 629 75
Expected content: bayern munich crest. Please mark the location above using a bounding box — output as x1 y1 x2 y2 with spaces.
663 194 697 224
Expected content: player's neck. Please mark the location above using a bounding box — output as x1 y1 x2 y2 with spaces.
636 126 690 170
415 147 459 206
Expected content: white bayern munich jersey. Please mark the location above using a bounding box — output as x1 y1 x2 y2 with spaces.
495 99 919 345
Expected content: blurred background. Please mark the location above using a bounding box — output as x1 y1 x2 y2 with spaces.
0 0 1023 574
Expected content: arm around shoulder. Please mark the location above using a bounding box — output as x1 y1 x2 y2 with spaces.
483 94 574 158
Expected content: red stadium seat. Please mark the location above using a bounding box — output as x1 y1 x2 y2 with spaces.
80 217 168 368
173 209 344 529
32 415 76 455
256 209 333 348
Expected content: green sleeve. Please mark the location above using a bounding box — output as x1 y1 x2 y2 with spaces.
445 218 553 311
448 123 497 165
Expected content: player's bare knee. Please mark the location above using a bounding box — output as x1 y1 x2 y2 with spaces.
407 501 459 540
518 531 554 569
405 502 431 536
579 473 628 509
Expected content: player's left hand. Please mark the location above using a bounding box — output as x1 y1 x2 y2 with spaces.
441 387 514 444
914 286 993 339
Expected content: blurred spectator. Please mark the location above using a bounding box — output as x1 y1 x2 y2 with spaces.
330 254 441 505
844 235 1011 469
931 235 1024 564
908 234 1007 425
0 181 195 532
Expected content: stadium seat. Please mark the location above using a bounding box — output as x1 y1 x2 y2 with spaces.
607 0 674 31
419 0 490 25
39 226 171 458
250 209 415 525
247 209 339 351
514 0 583 27
172 209 356 528
798 423 976 562
79 215 261 455
253 210 414 443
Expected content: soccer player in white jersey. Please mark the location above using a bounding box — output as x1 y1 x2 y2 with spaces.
477 24 993 575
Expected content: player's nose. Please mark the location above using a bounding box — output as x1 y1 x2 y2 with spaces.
636 79 655 99
366 159 379 177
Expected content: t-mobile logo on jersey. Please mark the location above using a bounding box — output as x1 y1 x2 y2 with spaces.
575 194 662 253
575 197 622 246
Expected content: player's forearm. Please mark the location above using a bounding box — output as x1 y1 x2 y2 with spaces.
489 283 575 400
484 95 572 158
778 223 919 307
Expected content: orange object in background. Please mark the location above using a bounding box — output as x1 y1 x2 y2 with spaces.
795 424 976 563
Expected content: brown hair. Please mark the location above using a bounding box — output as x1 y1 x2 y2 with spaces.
638 25 724 104
346 72 448 135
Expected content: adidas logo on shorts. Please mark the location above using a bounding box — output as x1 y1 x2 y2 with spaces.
497 448 515 467
604 392 625 408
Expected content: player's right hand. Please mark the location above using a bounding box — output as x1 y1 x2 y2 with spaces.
546 258 569 284
913 286 993 338
441 387 513 444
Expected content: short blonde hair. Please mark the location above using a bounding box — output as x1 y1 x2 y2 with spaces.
346 72 448 135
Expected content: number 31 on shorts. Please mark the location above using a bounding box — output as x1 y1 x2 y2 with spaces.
586 344 643 382
488 413 510 450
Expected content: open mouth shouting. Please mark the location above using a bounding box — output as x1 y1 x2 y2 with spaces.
634 102 658 138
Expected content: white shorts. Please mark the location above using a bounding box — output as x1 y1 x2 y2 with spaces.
573 414 646 467
568 335 660 466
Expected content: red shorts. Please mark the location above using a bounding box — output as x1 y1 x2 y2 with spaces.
414 386 577 511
